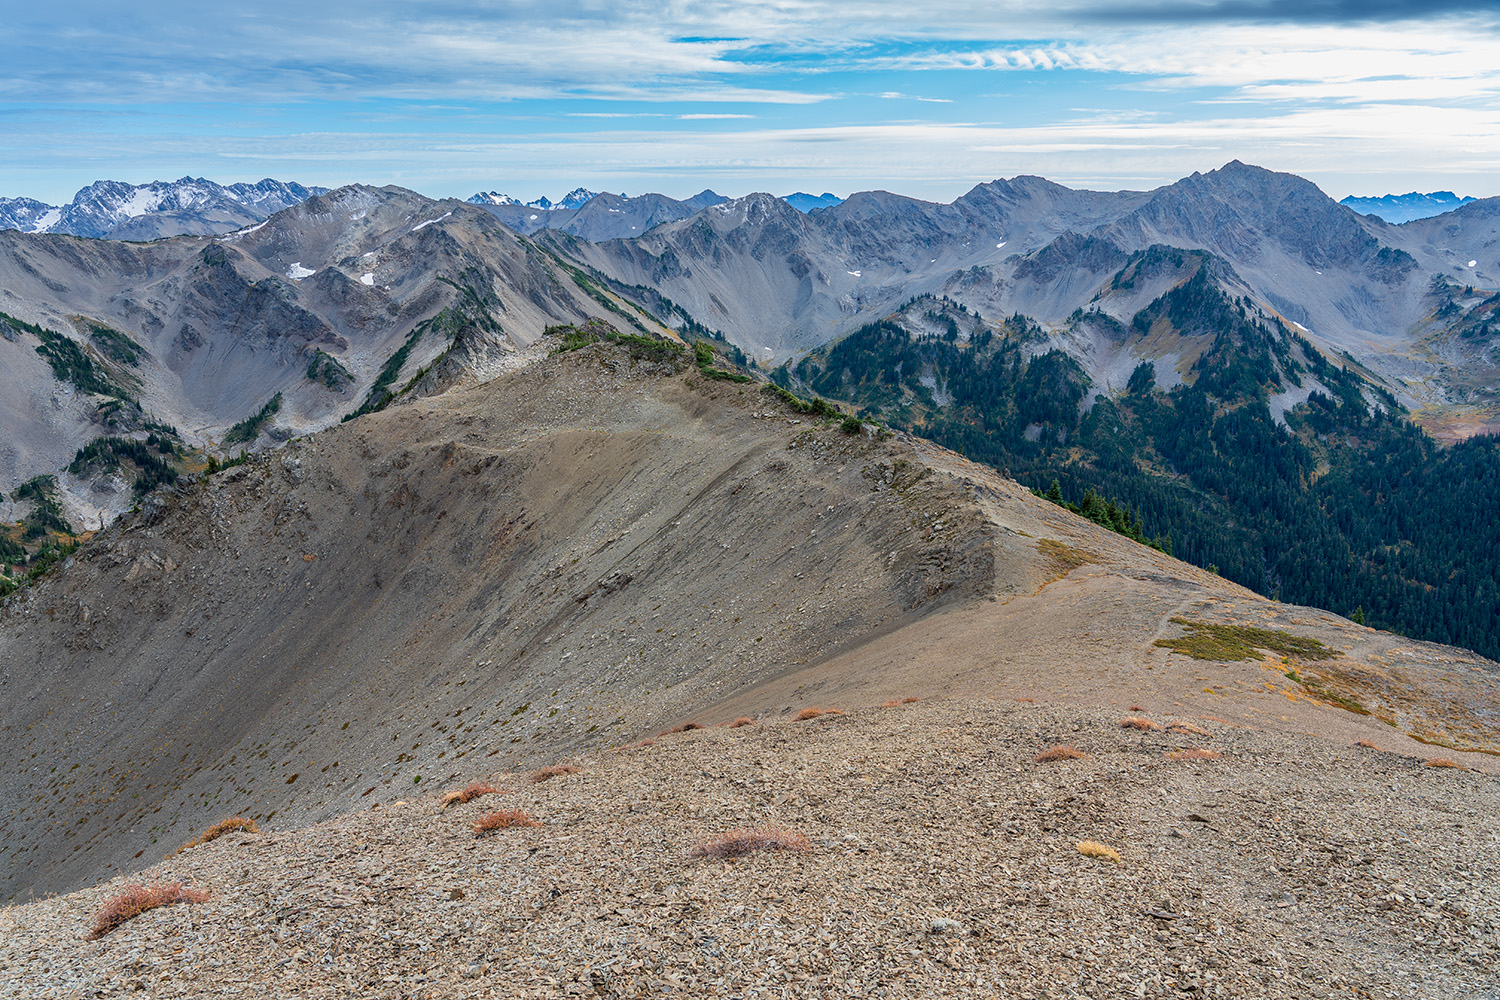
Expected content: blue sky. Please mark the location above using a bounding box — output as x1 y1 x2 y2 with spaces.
5 1 1500 204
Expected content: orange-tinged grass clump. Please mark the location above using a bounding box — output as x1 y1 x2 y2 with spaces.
442 781 500 808
1033 744 1089 763
169 816 258 857
795 707 842 721
474 809 542 834
717 717 757 728
690 826 812 859
1076 841 1122 863
1119 717 1160 731
1425 758 1464 769
1165 749 1222 761
1167 721 1210 737
530 764 580 784
1355 739 1381 750
880 696 921 708
86 882 211 939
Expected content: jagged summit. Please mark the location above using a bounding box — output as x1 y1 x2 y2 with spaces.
0 177 325 240
1341 189 1478 224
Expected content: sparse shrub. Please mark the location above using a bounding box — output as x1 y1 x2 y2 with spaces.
840 415 863 434
718 717 756 728
1014 697 1036 703
86 882 210 939
474 809 541 833
442 781 500 808
1077 840 1122 863
690 826 812 859
1165 749 1221 761
1034 744 1089 763
1129 705 1145 712
795 707 842 721
1425 758 1464 769
1355 739 1380 749
169 816 259 857
1119 716 1159 731
1167 721 1210 736
635 739 658 747
659 722 705 735
902 697 919 704
530 764 580 784
881 697 920 708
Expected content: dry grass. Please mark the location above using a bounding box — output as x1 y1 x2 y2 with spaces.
881 696 921 707
1424 757 1465 769
795 707 842 721
168 816 258 857
659 722 706 735
1077 841 1122 863
529 764 581 784
1014 697 1036 703
86 882 211 940
1355 739 1381 750
473 809 542 834
717 717 757 728
1165 748 1222 761
1119 716 1160 731
1167 721 1210 736
1129 705 1145 712
441 781 500 808
690 826 813 859
1033 744 1089 763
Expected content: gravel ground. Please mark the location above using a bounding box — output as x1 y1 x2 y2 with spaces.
4 699 1495 999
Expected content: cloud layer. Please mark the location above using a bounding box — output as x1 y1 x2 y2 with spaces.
3 2 1498 202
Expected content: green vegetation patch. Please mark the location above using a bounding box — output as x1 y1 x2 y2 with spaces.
1154 617 1339 662
69 436 179 496
13 474 72 540
760 383 841 419
551 319 686 364
223 392 283 445
4 311 131 399
87 323 144 367
693 340 753 382
306 349 353 390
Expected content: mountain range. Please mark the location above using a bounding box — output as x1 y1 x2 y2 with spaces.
0 177 327 241
1340 190 1477 224
2 160 1499 653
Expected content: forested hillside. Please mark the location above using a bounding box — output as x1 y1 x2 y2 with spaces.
790 273 1500 660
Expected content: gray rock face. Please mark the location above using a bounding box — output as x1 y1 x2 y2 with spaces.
0 177 327 241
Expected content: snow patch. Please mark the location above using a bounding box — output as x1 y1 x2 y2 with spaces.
529 214 539 220
227 218 269 238
287 262 317 280
361 273 375 286
410 211 452 233
1468 260 1478 268
846 270 862 277
362 251 376 258
996 242 1006 248
28 208 61 233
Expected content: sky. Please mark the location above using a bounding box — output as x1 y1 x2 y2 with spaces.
4 1 1500 205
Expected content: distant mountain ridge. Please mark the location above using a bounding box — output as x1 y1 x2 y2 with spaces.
0 177 327 240
1339 190 1477 224
783 192 844 213
467 186 601 211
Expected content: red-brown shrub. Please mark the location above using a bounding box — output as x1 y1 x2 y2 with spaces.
86 882 211 939
690 826 812 859
717 717 757 728
795 707 842 721
442 781 500 808
1355 739 1380 749
529 764 580 784
1425 757 1464 769
474 809 542 833
1119 716 1159 731
1033 744 1089 763
902 696 919 704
